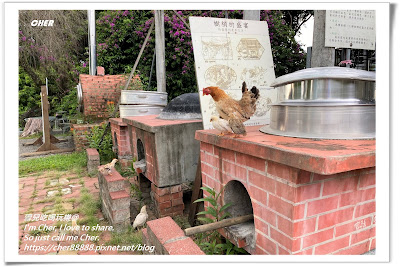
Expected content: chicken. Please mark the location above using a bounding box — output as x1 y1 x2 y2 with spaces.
132 205 148 230
98 158 118 175
70 219 80 236
210 116 233 136
203 81 259 137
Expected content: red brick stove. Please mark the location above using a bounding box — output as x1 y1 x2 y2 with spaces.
195 126 376 255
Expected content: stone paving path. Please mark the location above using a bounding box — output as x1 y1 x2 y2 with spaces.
18 170 138 255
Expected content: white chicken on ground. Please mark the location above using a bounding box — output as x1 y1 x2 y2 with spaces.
98 158 118 175
132 205 148 230
210 116 233 136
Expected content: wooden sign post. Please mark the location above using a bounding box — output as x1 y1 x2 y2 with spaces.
36 85 58 152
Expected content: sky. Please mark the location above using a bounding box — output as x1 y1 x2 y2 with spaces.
295 16 314 50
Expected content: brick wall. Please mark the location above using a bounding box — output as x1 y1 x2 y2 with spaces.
98 167 130 232
71 123 104 152
199 142 376 255
142 216 205 255
80 72 140 118
110 118 132 168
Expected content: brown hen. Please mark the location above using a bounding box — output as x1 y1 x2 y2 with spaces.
203 82 259 137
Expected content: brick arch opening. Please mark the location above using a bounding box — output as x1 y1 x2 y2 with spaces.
113 132 118 156
223 180 255 250
137 139 145 161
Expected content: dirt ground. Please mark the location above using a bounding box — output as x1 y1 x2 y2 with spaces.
19 136 75 161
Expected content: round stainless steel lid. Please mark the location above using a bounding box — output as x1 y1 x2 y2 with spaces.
271 67 375 87
260 104 375 140
275 79 375 103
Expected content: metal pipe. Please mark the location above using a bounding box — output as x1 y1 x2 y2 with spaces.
88 10 97 75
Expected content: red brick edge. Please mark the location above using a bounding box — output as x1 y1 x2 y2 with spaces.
143 216 205 255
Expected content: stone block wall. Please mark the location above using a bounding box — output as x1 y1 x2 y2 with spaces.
98 168 130 232
86 148 100 174
142 216 205 255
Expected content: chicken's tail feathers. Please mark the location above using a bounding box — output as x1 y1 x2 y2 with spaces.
228 117 246 135
251 86 260 100
242 81 247 93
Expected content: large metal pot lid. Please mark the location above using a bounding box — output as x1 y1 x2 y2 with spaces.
121 90 168 95
271 67 375 87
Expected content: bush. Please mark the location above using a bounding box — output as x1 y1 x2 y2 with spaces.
95 10 307 100
85 124 115 163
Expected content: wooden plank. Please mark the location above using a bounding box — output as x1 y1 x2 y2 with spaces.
184 214 254 236
36 85 58 152
20 148 75 158
188 156 203 226
23 135 65 146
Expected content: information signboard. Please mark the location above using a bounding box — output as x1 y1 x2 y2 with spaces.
189 17 276 130
325 10 375 50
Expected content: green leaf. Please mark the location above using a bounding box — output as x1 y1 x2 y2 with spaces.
196 210 213 216
219 212 231 220
207 206 218 218
203 196 217 207
219 203 232 213
193 198 206 204
200 186 216 197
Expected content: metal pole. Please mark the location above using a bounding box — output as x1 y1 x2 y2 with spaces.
88 10 97 75
155 10 166 92
147 49 156 91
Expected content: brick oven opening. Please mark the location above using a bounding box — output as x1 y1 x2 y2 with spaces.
137 139 145 161
113 132 118 156
223 180 255 250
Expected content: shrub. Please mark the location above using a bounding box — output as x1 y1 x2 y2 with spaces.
95 10 307 100
85 124 115 163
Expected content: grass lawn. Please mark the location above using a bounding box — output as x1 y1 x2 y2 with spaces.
19 152 87 176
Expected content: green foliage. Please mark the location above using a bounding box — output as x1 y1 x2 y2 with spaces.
193 186 248 255
130 183 142 200
19 152 87 176
106 227 143 252
29 228 52 236
194 186 232 223
50 85 79 116
85 124 115 163
19 10 88 121
263 10 307 75
19 68 41 115
95 10 307 102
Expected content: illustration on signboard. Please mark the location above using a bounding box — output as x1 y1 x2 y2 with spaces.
204 65 237 89
237 38 265 60
201 37 233 60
